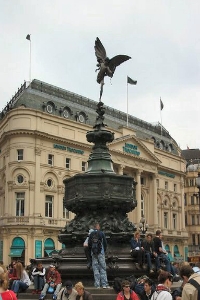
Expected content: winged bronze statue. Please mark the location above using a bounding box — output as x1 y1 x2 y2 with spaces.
95 37 131 101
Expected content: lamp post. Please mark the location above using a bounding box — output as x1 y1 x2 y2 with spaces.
139 216 149 238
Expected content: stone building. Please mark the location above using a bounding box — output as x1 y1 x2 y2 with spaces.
182 149 200 259
0 79 188 266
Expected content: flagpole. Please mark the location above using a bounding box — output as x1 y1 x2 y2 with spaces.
29 38 31 84
26 34 31 85
127 78 129 127
160 97 163 136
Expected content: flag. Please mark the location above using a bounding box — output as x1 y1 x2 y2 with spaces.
160 98 164 110
26 34 31 41
127 76 137 85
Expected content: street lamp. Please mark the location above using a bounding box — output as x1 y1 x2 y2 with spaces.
196 172 200 211
139 216 149 236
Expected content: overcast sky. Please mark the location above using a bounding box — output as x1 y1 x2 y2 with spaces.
1 0 200 150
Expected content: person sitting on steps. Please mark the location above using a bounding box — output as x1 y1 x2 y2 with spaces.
32 262 46 294
10 262 31 296
39 265 62 300
130 231 145 269
57 280 77 300
142 233 157 274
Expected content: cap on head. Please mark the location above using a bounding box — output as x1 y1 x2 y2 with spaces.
49 264 55 268
65 280 73 290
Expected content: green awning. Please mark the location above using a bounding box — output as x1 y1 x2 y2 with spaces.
9 248 24 257
45 249 54 256
167 253 174 262
174 253 181 257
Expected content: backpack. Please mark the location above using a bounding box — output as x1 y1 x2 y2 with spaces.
91 230 102 255
188 278 200 300
113 277 123 293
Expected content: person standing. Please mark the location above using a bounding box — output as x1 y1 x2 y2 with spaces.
11 262 31 296
153 230 175 275
88 222 109 289
39 265 62 300
75 281 93 300
180 264 200 300
83 229 93 269
151 271 173 300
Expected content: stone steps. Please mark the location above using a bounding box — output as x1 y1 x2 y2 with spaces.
16 281 182 300
17 286 116 300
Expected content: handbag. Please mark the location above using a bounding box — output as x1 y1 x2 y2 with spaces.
48 283 55 294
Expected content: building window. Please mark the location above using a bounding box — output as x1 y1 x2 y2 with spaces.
48 154 54 166
17 149 23 161
46 104 53 114
173 214 177 230
198 234 200 245
192 215 195 225
141 194 144 218
165 181 168 190
192 234 196 245
17 175 24 184
174 184 177 192
164 212 168 228
189 179 194 186
47 179 53 187
156 179 159 188
45 195 53 217
197 215 200 225
141 177 146 185
63 204 69 219
184 194 187 206
191 196 194 205
16 192 25 216
66 158 70 170
82 161 86 172
185 213 187 226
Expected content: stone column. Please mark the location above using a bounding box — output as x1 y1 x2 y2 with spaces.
118 164 124 175
35 147 41 214
5 148 10 214
180 176 186 231
152 173 158 228
136 170 142 224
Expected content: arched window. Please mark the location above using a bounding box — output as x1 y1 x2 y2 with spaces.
44 238 55 257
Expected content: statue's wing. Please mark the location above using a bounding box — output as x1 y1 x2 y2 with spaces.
108 55 131 73
95 37 107 62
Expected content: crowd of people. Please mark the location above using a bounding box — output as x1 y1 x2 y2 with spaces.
1 225 200 300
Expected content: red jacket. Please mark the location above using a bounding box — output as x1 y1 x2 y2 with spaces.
116 290 139 300
0 290 17 300
46 270 61 285
8 268 18 280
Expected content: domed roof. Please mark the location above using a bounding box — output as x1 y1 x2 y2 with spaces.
187 164 200 172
